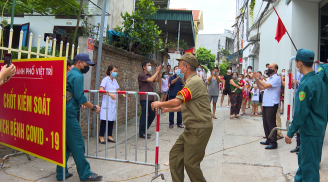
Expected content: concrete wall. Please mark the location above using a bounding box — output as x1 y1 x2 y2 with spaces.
78 36 93 92
107 0 134 30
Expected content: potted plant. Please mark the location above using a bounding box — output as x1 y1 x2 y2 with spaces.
165 38 188 53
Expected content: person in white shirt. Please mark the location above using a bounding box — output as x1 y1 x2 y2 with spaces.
99 65 127 144
250 84 260 116
161 72 169 102
253 63 281 150
197 65 204 79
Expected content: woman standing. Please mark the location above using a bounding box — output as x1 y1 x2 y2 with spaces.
207 67 220 119
99 65 126 144
229 72 243 119
161 72 169 102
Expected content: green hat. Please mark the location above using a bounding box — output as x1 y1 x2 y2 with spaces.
176 53 199 68
294 49 315 62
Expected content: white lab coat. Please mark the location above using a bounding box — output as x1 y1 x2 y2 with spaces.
100 76 119 121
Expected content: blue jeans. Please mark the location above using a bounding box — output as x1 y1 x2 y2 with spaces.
169 96 182 126
139 100 156 136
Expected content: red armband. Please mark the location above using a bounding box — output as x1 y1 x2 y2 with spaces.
177 87 192 103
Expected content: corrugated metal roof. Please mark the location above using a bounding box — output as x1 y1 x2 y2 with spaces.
152 9 194 21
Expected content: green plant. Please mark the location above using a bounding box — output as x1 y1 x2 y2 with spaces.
249 0 256 24
196 47 216 71
221 48 231 56
165 38 188 51
201 65 209 73
219 58 231 76
11 46 61 59
114 0 163 55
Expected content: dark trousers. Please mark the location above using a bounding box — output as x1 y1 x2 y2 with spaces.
296 133 300 147
169 95 182 126
99 120 114 137
263 104 279 146
56 116 92 181
139 100 156 136
230 93 242 115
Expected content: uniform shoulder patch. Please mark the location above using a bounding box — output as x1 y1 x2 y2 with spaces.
317 67 322 72
299 91 306 101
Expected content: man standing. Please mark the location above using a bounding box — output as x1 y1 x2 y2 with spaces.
168 66 185 129
285 49 327 182
207 67 220 119
220 67 232 107
151 53 213 182
253 63 281 149
138 61 162 139
56 53 102 181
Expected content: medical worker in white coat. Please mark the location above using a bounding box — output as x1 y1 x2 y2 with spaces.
99 65 126 143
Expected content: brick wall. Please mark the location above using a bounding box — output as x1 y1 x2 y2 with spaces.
80 43 165 137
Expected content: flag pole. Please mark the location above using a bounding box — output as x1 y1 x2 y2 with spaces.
273 6 297 51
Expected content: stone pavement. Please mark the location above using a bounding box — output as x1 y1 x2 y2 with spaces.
1 95 328 182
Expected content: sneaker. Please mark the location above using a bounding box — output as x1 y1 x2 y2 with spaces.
226 105 230 108
290 146 299 153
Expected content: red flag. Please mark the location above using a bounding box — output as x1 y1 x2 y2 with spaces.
185 48 194 54
275 17 286 43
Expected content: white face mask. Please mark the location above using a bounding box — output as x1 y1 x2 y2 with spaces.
246 78 250 81
227 70 232 73
147 66 152 72
253 84 257 87
248 69 252 73
238 78 241 80
281 72 285 76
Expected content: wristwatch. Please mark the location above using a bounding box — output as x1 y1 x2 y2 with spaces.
91 105 97 111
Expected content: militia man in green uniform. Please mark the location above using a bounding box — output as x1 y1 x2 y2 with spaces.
151 53 213 182
56 53 103 181
285 49 327 182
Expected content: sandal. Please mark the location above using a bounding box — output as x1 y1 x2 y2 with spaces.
213 116 217 119
84 173 103 181
99 139 106 144
251 113 254 116
107 139 116 143
235 116 240 119
177 125 184 128
230 116 234 119
255 113 258 116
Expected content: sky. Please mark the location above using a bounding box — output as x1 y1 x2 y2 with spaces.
169 0 236 34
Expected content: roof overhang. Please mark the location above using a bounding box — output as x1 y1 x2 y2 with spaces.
152 9 196 48
136 0 169 9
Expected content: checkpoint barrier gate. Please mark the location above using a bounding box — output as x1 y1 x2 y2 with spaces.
82 90 164 182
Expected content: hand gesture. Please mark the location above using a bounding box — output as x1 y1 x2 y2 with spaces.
109 93 116 100
122 94 130 100
252 71 259 80
151 101 161 111
94 105 101 114
243 69 246 74
285 135 292 144
1 64 16 78
81 105 86 111
156 65 162 72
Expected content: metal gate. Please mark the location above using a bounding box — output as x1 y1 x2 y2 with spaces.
82 90 164 181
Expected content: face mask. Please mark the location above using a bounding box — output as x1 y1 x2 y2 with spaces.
176 65 186 79
253 84 257 87
111 72 117 78
281 72 285 76
264 74 268 78
267 68 275 75
232 76 237 79
169 72 173 75
248 69 252 73
147 66 152 72
81 65 90 74
238 78 241 80
246 78 250 81
227 70 232 73
198 68 202 71
164 75 168 78
216 72 219 76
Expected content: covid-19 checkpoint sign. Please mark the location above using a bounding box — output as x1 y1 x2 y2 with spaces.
0 57 66 167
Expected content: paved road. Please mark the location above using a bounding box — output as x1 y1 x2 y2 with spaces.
1 96 328 182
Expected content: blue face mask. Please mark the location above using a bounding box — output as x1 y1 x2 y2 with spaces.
198 68 202 71
164 75 168 78
111 72 117 78
176 65 186 79
169 72 173 75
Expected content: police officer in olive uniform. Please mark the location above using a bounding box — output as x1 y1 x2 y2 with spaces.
285 49 327 182
151 53 213 182
56 53 103 181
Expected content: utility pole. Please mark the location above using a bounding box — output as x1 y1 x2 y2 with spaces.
10 0 16 29
92 0 107 136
